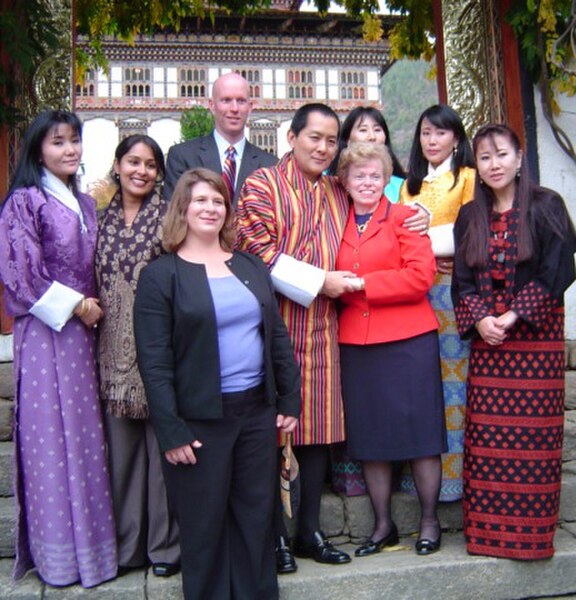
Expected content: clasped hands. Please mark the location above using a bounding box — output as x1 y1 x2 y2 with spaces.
74 296 103 328
475 310 518 346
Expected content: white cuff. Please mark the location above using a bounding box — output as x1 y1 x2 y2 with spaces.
271 253 326 308
428 223 455 257
29 281 84 332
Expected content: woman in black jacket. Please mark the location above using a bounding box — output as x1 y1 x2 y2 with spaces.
134 167 301 600
452 124 576 560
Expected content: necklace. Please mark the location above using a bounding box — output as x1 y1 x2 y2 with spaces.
491 216 509 264
355 212 373 234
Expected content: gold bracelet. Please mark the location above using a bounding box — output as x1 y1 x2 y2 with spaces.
77 298 89 317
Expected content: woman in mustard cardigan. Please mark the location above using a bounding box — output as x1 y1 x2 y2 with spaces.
399 104 476 502
337 142 446 556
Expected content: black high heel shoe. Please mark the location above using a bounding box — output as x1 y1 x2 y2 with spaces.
355 523 399 557
415 531 442 555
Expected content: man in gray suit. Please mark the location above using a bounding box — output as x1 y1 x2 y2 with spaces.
164 72 277 204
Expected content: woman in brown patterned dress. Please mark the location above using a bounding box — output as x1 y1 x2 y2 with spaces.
95 135 180 576
452 124 576 559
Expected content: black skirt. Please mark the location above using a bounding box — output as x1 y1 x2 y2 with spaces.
340 330 447 461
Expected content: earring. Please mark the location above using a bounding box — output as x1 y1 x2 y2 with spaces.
113 172 120 183
515 166 521 179
453 146 458 156
479 177 485 185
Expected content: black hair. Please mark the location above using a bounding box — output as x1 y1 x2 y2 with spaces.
289 103 340 137
113 134 166 181
405 104 474 196
459 123 573 268
332 106 405 178
7 110 83 200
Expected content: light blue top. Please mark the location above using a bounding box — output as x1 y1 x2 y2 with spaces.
208 275 264 393
385 175 404 204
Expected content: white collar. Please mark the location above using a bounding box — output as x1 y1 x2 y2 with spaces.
424 155 453 182
40 168 86 232
213 130 246 161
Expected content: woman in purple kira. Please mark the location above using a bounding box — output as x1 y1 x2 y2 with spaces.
0 110 117 587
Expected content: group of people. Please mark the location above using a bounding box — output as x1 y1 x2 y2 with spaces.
0 71 574 599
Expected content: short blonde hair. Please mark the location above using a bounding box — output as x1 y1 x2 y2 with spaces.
337 142 393 184
162 168 236 252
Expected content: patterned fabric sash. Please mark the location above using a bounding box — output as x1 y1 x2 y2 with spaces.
476 206 519 315
95 190 166 418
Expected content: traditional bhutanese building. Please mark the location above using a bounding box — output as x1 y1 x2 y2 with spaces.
74 4 398 186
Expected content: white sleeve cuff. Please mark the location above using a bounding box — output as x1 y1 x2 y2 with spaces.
271 253 326 308
428 223 455 258
29 281 84 332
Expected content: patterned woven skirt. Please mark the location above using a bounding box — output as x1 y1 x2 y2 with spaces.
463 311 565 560
400 274 469 501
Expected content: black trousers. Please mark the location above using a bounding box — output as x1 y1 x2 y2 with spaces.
161 385 278 600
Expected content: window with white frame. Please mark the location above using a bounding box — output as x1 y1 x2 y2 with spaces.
76 70 96 97
124 67 151 97
236 69 262 98
287 69 314 100
340 71 366 100
179 68 207 98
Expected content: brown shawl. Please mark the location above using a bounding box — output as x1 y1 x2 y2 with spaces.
95 190 166 418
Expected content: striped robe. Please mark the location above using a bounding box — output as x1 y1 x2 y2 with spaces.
236 152 349 445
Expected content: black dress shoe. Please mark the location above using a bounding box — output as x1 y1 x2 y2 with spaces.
355 523 399 557
293 531 351 565
415 531 442 556
152 562 181 577
275 536 297 574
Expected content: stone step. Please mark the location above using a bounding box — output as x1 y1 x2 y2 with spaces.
0 362 13 400
1 528 575 599
0 442 13 497
0 457 574 560
0 399 13 442
0 497 15 559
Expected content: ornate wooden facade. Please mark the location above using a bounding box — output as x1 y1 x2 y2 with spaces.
74 11 398 155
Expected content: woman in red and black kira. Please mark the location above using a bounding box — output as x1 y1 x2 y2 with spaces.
452 123 576 560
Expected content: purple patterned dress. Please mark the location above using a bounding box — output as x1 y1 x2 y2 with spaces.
0 186 117 587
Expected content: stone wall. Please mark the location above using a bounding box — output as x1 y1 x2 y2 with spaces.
535 91 576 338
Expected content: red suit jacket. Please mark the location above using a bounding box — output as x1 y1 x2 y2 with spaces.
336 197 439 345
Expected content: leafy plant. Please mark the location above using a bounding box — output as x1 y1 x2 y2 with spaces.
507 0 575 162
0 0 60 126
180 106 215 141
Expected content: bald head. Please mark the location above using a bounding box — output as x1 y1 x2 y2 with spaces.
209 73 253 144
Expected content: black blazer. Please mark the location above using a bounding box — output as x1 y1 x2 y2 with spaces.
163 134 277 205
452 188 576 338
134 250 301 452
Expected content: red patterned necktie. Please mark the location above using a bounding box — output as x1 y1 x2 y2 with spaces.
222 145 236 200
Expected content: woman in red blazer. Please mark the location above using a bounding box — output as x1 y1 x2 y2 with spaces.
336 142 447 557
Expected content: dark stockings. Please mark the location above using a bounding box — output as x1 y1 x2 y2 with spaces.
410 455 442 541
362 461 394 541
274 444 329 543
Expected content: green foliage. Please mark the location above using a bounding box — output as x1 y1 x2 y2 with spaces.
507 0 575 162
75 0 279 78
385 0 435 61
0 1 60 126
180 106 215 141
507 0 576 108
381 59 438 166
